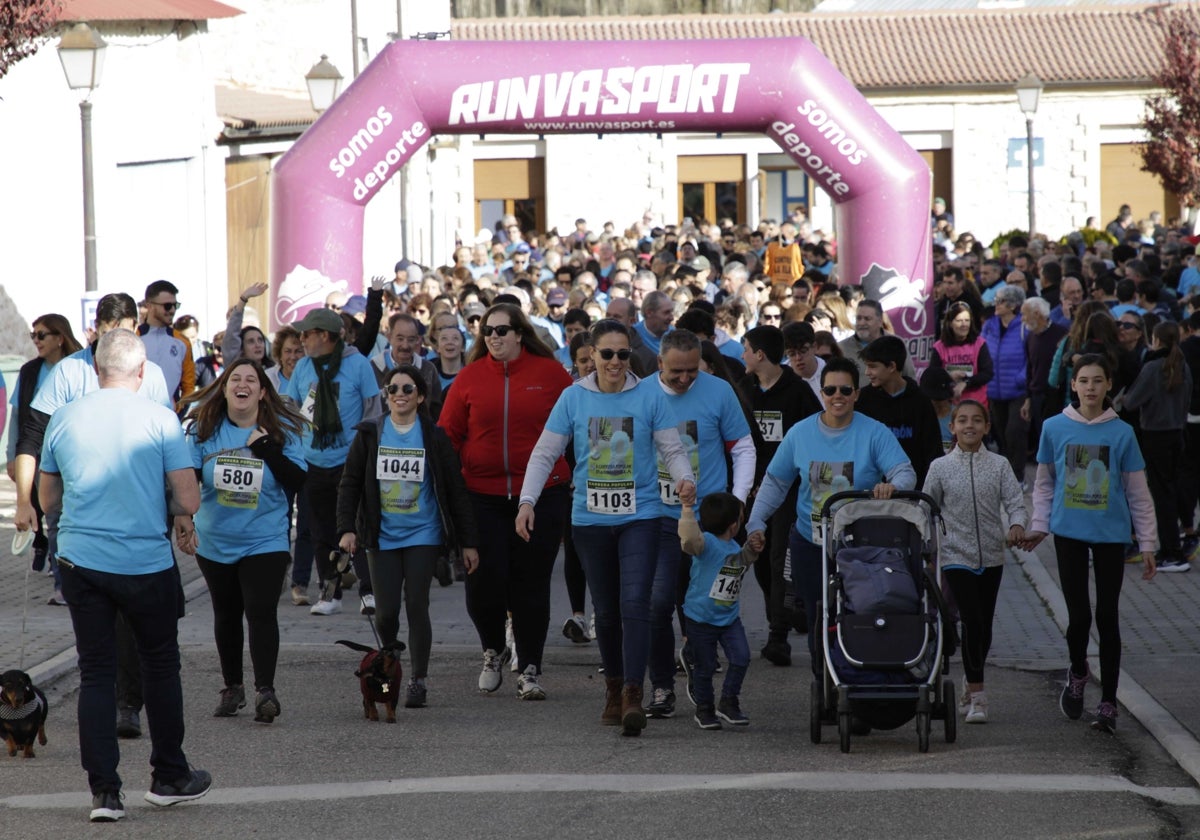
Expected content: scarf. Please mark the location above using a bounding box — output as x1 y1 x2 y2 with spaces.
311 341 345 450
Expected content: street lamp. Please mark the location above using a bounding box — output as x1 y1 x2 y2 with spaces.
57 22 107 293
1016 73 1043 237
305 55 343 113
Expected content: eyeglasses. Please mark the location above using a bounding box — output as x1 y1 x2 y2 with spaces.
384 383 417 396
153 300 180 311
482 324 515 337
30 330 58 341
597 348 632 361
821 385 855 397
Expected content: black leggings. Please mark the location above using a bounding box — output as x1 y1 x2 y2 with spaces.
464 485 568 671
943 566 1003 684
563 519 587 615
368 545 438 678
1054 537 1124 703
1140 429 1184 557
197 552 289 690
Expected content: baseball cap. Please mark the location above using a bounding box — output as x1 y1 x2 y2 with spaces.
394 259 411 273
919 366 954 401
546 288 568 306
463 302 486 320
293 308 343 334
342 295 368 317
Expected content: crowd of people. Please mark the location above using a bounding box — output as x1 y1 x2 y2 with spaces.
7 202 1196 821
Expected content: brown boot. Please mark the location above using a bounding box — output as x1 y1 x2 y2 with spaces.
601 676 623 725
621 683 646 736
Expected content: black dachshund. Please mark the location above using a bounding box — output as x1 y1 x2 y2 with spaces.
336 640 406 723
1 670 48 758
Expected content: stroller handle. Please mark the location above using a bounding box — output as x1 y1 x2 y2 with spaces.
819 489 942 519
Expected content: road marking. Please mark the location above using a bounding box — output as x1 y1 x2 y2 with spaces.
4 772 1199 809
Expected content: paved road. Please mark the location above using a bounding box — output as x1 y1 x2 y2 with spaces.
2 477 1200 837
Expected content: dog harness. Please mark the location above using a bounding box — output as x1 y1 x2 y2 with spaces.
0 694 43 720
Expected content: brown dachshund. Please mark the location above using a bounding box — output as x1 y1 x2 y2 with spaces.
336 640 405 723
1 670 48 758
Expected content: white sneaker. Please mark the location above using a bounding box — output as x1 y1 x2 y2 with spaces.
506 617 519 672
588 612 596 640
479 648 503 693
958 686 972 717
516 664 546 700
562 615 590 644
360 593 376 615
965 691 988 724
310 598 341 616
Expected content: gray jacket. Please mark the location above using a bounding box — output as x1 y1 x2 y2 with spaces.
922 447 1028 571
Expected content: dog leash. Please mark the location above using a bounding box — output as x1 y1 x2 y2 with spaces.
19 563 31 670
364 610 383 649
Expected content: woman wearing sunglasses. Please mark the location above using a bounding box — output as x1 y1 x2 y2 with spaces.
337 365 478 709
439 303 574 701
746 356 915 678
516 319 696 736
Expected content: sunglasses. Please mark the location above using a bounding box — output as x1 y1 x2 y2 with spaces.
153 301 180 311
384 383 417 396
760 314 781 322
30 330 58 340
821 385 855 397
597 348 632 361
467 316 482 324
482 324 515 337
1117 322 1141 331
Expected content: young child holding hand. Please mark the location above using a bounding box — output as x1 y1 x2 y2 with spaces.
679 493 762 730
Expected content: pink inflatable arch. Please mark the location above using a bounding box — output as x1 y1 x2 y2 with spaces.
272 38 934 359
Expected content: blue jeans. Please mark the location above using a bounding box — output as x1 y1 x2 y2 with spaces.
289 486 313 588
787 527 825 676
574 517 661 687
59 560 191 794
686 616 750 706
649 517 683 691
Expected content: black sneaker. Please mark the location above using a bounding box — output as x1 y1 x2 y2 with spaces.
678 645 696 706
1060 666 1089 720
254 688 281 723
116 708 141 738
90 791 125 822
144 769 212 807
760 638 792 667
717 696 749 726
405 680 428 708
694 704 722 730
1092 701 1118 734
213 684 246 717
647 688 676 719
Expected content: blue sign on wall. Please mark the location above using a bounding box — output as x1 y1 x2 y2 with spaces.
1007 137 1044 169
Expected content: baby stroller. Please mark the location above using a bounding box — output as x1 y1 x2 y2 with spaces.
809 490 956 753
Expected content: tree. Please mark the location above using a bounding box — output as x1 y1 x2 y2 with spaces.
0 0 63 82
1140 10 1200 220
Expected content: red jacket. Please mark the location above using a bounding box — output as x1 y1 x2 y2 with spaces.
438 349 572 497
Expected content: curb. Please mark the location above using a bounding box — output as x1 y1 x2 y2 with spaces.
1013 546 1200 786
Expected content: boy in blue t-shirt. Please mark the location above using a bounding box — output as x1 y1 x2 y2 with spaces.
678 493 762 730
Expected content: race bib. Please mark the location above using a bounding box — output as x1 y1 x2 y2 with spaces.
214 455 264 509
586 482 636 515
378 446 425 483
300 386 317 421
709 561 745 606
658 473 680 506
587 415 637 516
755 410 783 443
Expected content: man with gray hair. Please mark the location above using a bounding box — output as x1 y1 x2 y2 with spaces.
1020 295 1068 451
838 299 915 387
40 329 209 822
635 290 675 355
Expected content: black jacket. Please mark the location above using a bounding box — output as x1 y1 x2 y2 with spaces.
855 377 945 486
738 365 822 486
336 413 478 551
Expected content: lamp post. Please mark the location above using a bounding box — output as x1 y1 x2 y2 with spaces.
57 22 107 293
305 55 344 113
1016 73 1043 237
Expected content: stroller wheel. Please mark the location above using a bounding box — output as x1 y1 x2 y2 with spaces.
809 679 823 745
917 710 931 753
942 678 957 744
838 711 851 753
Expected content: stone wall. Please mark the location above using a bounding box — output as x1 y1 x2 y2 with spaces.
0 286 36 360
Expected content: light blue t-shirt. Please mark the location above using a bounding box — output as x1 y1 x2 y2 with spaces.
1036 413 1144 545
377 420 444 550
634 320 668 356
42 388 190 574
285 351 380 467
766 412 911 545
683 532 747 627
31 346 173 415
642 372 750 519
545 381 676 526
188 419 306 564
1178 266 1200 300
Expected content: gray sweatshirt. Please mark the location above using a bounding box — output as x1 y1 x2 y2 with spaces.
921 447 1028 571
1123 353 1192 431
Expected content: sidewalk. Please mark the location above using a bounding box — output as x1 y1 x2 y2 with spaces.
3 473 1199 785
